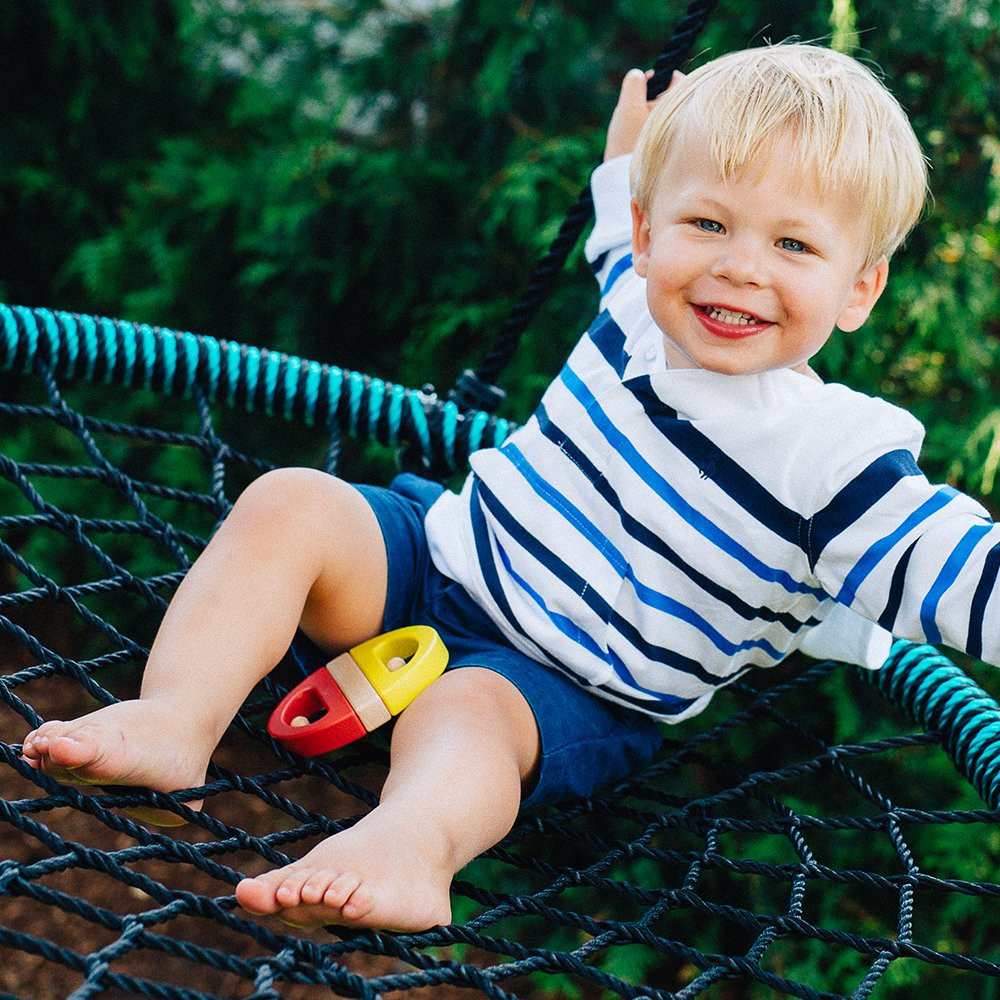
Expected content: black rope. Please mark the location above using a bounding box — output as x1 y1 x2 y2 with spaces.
449 0 722 412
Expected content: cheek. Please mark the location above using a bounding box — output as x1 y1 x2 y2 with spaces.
644 256 680 295
786 277 837 321
645 278 686 334
643 267 674 313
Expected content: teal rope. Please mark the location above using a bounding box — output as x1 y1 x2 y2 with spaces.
387 383 406 447
861 639 1000 808
367 376 386 440
0 304 515 472
407 389 433 458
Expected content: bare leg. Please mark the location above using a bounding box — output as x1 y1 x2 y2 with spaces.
21 469 389 805
234 665 541 931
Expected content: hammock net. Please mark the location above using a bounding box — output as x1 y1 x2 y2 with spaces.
1 306 999 1000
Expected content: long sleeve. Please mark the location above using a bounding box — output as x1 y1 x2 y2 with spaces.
584 155 635 299
804 397 999 662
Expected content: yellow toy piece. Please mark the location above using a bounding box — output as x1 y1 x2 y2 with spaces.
351 625 448 715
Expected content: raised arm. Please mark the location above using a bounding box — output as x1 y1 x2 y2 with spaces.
586 69 674 292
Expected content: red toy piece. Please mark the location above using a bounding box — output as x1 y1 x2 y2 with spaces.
268 663 368 756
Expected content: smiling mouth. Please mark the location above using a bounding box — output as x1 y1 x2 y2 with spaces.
702 305 765 326
695 304 771 338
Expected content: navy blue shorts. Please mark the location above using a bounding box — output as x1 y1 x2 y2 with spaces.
341 473 664 807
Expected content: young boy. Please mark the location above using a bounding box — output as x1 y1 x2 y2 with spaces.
22 44 999 934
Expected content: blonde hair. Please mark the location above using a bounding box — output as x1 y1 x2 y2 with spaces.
630 43 928 269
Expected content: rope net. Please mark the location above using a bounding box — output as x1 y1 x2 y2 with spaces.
1 308 1000 1000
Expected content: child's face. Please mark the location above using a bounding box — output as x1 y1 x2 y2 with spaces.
632 128 888 377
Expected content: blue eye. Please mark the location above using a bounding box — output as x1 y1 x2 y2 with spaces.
780 237 807 253
696 219 725 233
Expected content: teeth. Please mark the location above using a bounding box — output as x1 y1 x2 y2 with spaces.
706 306 760 325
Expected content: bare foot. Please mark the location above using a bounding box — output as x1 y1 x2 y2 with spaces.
21 699 212 813
235 810 454 931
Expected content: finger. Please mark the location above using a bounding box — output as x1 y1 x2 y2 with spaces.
620 69 646 100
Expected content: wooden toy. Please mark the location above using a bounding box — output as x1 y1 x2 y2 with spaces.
267 625 448 756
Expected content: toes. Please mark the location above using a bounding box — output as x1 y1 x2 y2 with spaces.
274 868 315 907
339 880 376 922
235 823 454 932
22 725 56 758
298 874 326 906
235 873 285 915
318 871 361 909
24 723 99 771
46 737 95 771
300 871 339 906
236 867 371 924
20 736 45 765
28 720 72 745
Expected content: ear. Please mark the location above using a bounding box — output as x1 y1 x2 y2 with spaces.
631 200 651 278
836 255 889 333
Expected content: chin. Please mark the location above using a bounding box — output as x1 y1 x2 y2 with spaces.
698 358 765 377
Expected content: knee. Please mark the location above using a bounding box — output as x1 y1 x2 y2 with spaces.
407 668 541 781
225 468 351 539
416 667 501 718
234 466 344 517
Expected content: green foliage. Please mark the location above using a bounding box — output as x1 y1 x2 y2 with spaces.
3 0 998 485
0 2 200 307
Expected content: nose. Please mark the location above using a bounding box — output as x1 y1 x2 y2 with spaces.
709 241 765 286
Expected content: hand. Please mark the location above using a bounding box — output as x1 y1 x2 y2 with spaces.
603 67 683 162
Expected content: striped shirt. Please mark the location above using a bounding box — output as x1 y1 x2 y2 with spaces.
424 157 999 722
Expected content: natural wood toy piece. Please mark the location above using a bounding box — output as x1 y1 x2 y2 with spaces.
267 625 448 756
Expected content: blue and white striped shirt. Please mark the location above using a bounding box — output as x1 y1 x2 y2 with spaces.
425 157 999 721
